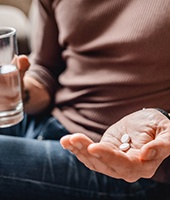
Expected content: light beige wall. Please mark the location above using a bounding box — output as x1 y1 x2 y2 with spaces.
0 0 32 15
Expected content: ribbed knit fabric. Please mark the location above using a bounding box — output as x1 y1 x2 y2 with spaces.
28 0 170 143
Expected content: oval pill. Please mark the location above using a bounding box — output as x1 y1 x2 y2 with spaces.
119 143 130 151
121 134 130 143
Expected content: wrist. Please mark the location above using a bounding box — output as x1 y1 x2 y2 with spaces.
155 108 170 120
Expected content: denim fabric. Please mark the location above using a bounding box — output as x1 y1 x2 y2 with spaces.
0 114 169 200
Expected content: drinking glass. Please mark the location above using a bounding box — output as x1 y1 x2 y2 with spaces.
0 27 23 127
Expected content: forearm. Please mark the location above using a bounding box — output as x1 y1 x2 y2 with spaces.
23 76 51 114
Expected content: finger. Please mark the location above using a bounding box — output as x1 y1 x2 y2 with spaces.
69 133 97 168
63 133 115 173
69 133 94 149
61 133 93 154
88 143 148 182
86 143 120 177
88 143 125 162
60 134 94 168
140 139 170 161
68 134 109 170
88 143 130 171
60 135 74 150
17 55 30 74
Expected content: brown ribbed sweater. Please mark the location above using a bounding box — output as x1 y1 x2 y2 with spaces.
28 0 170 183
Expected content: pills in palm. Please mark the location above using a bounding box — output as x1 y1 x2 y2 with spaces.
119 133 131 151
119 143 130 151
121 133 130 143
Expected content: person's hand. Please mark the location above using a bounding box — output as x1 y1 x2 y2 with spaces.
0 55 30 110
17 55 51 114
16 55 30 100
60 108 170 182
17 55 30 78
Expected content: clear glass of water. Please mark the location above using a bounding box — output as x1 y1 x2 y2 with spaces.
0 27 23 127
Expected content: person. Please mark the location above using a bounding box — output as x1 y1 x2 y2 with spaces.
0 0 170 199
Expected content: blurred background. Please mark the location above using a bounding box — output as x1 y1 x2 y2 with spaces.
0 0 34 55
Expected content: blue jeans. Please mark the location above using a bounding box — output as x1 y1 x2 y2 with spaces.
0 113 169 200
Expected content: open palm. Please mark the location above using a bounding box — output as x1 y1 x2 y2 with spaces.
60 108 170 182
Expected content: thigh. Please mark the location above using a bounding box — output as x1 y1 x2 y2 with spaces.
0 135 165 200
23 113 70 140
0 113 70 139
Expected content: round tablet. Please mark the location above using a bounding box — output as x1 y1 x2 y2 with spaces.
119 143 130 151
121 134 130 143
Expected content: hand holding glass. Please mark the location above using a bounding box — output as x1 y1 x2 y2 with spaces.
0 27 23 127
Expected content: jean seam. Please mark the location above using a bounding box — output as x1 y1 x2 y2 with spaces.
0 175 158 198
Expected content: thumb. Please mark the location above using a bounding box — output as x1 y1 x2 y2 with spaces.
16 55 30 101
140 140 168 161
141 148 157 161
17 55 30 73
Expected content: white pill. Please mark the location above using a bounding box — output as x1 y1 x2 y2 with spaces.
121 134 130 143
119 143 130 151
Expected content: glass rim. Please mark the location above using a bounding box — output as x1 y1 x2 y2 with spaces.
0 26 16 39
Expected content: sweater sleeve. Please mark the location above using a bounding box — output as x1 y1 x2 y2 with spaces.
26 0 65 98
